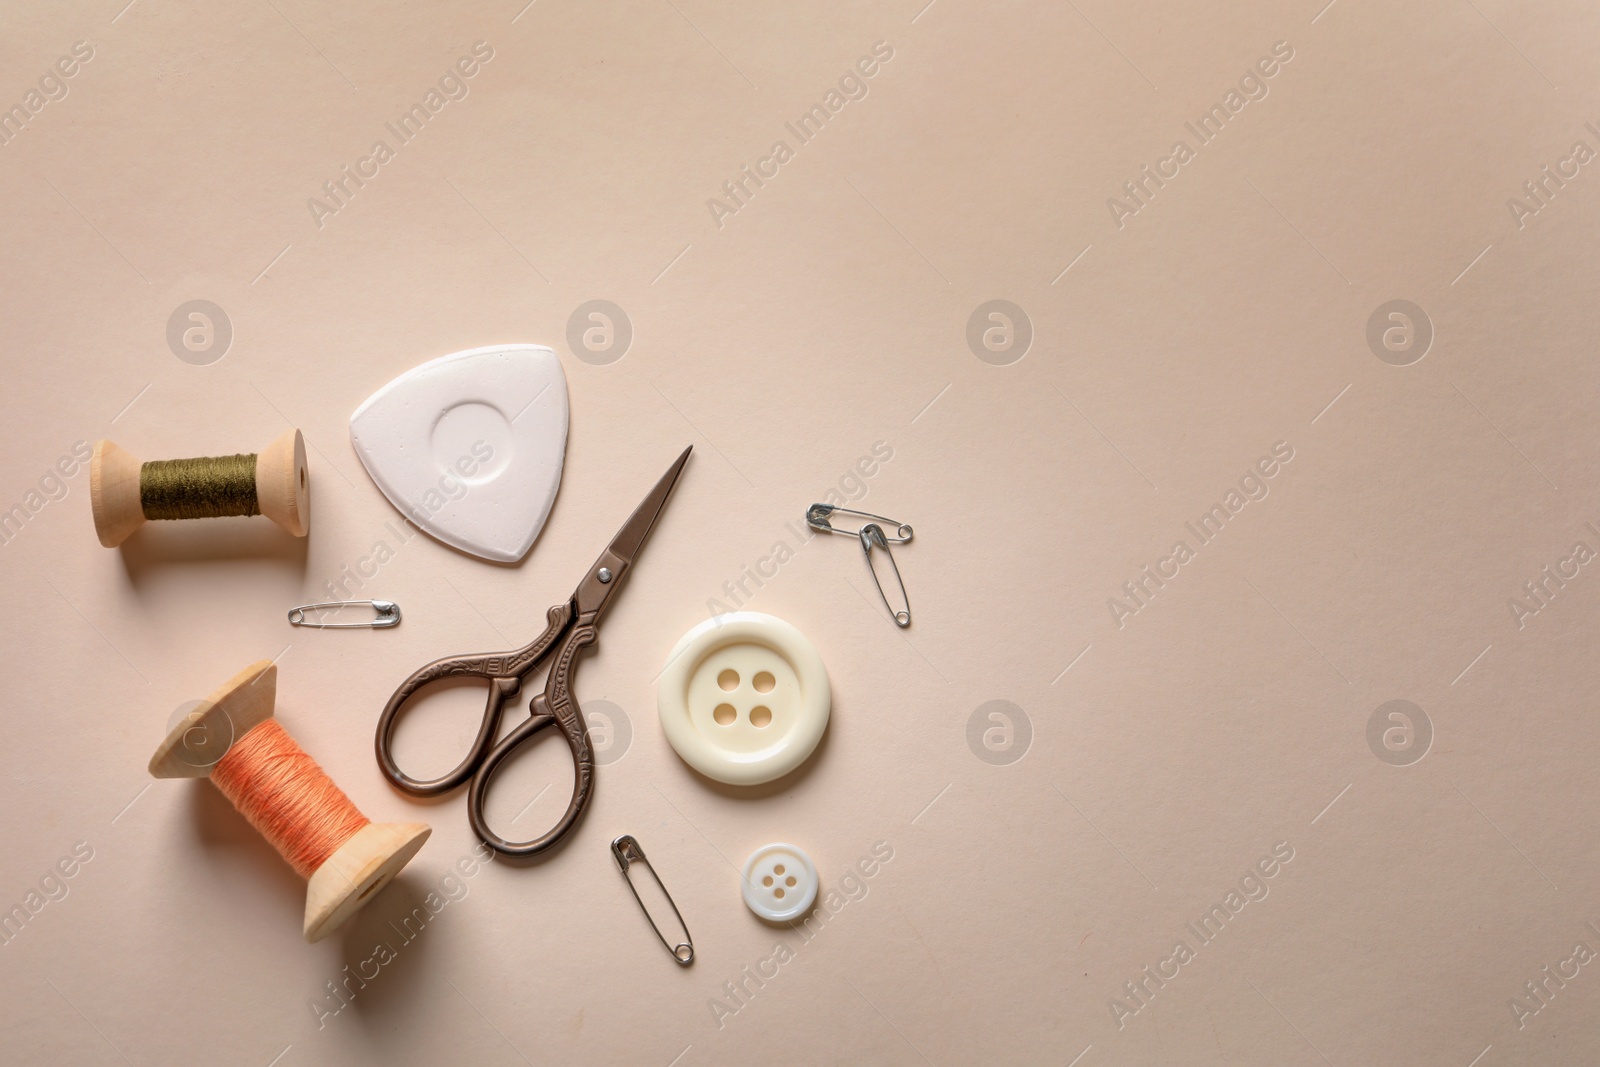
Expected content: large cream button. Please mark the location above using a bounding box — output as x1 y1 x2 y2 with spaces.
741 843 818 922
657 612 830 786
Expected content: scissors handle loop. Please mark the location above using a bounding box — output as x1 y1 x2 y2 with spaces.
374 602 572 798
467 616 599 856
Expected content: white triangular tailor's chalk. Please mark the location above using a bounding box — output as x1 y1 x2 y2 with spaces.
350 344 568 563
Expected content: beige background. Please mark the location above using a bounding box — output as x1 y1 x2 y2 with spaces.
2 0 1598 1064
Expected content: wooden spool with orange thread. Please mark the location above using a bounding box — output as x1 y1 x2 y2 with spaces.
150 661 429 942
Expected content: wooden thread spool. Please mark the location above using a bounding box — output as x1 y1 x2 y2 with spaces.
91 429 310 547
149 661 429 942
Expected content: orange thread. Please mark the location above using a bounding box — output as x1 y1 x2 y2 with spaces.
211 719 370 879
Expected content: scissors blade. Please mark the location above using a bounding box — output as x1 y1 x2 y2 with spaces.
575 445 692 615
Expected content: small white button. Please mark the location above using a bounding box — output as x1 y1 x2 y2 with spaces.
741 843 818 922
657 613 830 786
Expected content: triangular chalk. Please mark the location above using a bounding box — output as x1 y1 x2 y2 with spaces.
350 344 568 563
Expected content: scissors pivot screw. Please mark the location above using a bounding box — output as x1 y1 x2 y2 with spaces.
598 567 613 583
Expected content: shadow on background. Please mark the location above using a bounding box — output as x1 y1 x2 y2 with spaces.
330 873 438 1033
118 516 308 585
185 779 305 924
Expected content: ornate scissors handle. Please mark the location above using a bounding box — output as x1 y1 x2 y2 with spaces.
467 608 601 856
376 447 693 857
375 602 572 798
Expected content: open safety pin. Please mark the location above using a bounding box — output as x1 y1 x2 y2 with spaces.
287 599 402 629
612 835 694 966
806 504 913 543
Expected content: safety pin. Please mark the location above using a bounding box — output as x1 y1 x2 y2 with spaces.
806 504 913 544
612 835 694 966
860 524 912 627
286 599 402 629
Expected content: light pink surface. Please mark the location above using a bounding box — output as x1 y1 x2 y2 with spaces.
2 2 1598 1064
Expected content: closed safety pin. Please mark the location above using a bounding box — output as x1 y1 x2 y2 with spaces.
286 599 402 629
612 835 694 966
806 503 913 543
860 524 912 627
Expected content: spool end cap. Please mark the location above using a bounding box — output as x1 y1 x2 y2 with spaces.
90 439 146 547
304 822 431 942
149 661 279 779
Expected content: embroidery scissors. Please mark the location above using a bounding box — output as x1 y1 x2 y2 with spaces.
375 446 692 856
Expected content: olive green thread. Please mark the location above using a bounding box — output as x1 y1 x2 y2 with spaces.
140 454 260 520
